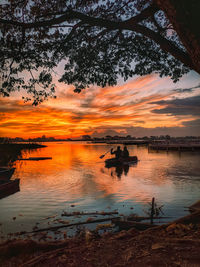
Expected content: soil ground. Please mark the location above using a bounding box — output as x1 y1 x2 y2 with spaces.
1 209 200 267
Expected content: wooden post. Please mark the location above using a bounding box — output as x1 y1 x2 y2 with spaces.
150 197 155 224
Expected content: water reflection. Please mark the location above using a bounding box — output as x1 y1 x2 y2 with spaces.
106 161 139 178
0 142 200 237
108 164 130 178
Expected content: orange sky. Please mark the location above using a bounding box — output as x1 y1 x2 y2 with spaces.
0 72 200 138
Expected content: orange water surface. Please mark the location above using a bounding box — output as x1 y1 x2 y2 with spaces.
0 142 200 239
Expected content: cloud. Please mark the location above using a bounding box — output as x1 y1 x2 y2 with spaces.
182 119 200 127
173 84 200 93
92 123 200 138
151 95 200 116
0 99 33 113
1 73 200 138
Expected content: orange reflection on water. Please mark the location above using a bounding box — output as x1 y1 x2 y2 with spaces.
2 141 200 240
14 143 175 205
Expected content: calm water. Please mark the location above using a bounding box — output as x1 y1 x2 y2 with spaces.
1 142 200 240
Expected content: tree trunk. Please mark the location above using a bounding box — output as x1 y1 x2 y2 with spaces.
155 0 200 74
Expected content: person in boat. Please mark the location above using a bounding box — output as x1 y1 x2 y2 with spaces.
110 146 122 159
123 146 129 158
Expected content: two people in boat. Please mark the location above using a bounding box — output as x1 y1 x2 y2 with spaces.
110 146 129 159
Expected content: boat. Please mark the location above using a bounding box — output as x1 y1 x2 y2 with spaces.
105 156 138 167
0 178 20 199
0 167 15 181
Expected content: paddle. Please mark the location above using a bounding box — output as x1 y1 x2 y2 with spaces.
99 148 113 159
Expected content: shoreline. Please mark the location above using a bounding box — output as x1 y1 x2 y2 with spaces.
1 200 200 266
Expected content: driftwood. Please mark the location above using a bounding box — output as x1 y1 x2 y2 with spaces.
127 215 172 222
62 211 118 217
24 217 120 234
112 218 157 231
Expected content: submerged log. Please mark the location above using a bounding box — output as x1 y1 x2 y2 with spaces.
127 215 172 222
24 217 120 234
188 200 200 212
173 210 200 225
62 211 118 217
112 218 157 231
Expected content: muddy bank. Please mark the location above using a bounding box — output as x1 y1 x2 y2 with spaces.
1 206 200 266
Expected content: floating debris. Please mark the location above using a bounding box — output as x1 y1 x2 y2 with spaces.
62 211 118 217
56 219 69 225
43 214 58 220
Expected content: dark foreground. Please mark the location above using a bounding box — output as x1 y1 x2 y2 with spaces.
1 205 200 267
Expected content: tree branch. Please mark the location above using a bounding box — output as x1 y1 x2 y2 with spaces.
0 4 196 71
56 21 84 54
128 24 194 71
125 3 158 24
0 4 158 29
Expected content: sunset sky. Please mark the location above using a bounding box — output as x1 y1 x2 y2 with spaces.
0 70 200 138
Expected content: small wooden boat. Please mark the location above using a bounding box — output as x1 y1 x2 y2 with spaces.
0 178 20 199
105 156 138 167
0 167 15 181
19 157 52 161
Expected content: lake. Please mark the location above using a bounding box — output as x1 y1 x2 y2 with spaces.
1 142 200 240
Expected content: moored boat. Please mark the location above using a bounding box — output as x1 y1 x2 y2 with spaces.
0 178 20 199
105 156 138 167
0 167 15 181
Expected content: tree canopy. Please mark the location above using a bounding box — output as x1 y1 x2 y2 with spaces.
0 0 199 104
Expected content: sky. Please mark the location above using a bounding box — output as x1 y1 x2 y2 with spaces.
0 70 200 138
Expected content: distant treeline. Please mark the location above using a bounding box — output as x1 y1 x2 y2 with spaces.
1 135 200 143
0 136 69 143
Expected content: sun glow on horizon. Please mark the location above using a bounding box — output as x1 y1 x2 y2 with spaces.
0 73 200 138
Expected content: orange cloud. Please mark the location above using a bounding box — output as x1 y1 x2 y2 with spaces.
0 74 199 138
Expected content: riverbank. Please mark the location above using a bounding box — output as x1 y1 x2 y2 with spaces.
0 143 46 166
1 202 200 266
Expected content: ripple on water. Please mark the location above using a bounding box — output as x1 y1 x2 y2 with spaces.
0 142 200 237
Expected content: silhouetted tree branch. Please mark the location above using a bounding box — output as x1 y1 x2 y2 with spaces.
0 0 199 104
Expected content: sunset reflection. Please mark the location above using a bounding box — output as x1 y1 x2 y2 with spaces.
1 142 200 238
14 143 182 204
